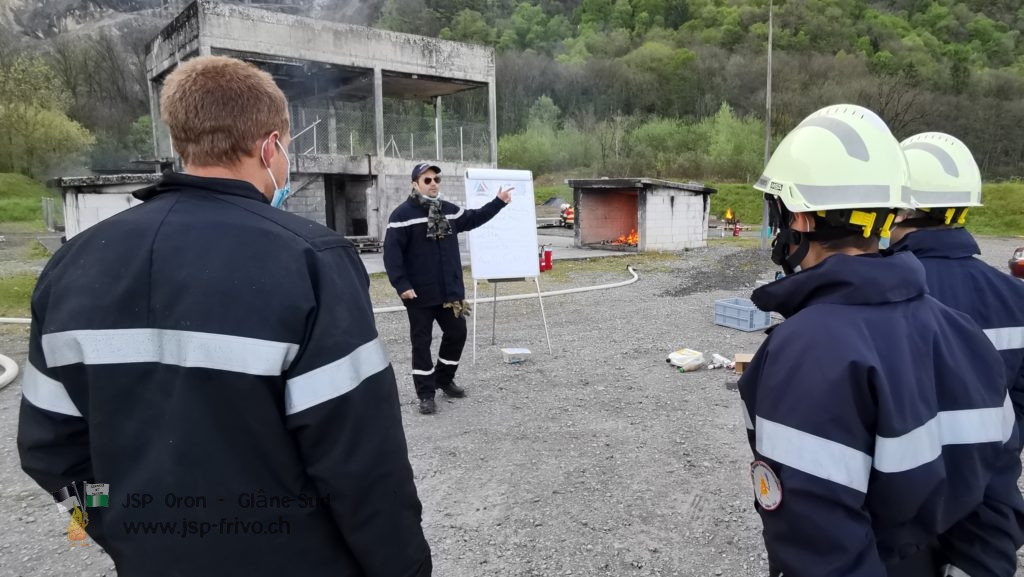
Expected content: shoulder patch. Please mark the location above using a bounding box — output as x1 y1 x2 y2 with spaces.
751 461 782 511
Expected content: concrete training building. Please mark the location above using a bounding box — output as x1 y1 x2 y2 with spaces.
55 0 497 242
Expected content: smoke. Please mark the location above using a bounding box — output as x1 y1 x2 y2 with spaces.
307 0 384 26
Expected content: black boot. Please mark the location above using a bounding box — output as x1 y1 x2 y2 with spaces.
438 382 466 398
418 398 437 414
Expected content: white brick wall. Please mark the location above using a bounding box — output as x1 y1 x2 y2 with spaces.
639 188 707 250
63 192 144 239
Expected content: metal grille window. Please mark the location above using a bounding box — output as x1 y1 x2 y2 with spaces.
381 84 490 163
382 99 437 160
282 73 491 163
290 99 375 156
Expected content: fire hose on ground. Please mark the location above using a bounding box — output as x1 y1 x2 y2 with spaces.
371 265 639 314
0 353 19 389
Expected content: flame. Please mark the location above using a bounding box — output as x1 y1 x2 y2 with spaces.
614 229 639 245
724 207 734 220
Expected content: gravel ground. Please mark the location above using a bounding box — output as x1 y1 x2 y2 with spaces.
0 236 1022 577
0 233 52 280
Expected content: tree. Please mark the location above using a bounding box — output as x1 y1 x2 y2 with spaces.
864 67 928 137
628 118 693 177
527 95 561 129
498 2 570 55
0 55 94 177
377 0 442 35
610 0 633 31
617 41 697 117
703 103 764 180
440 9 496 45
579 0 614 29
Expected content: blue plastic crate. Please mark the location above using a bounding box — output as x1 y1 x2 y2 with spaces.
714 298 771 332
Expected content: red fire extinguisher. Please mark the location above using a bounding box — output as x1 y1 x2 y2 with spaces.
538 246 553 272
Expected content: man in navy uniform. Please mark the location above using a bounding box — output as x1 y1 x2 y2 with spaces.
888 132 1024 441
18 56 432 577
384 163 510 415
739 105 1024 577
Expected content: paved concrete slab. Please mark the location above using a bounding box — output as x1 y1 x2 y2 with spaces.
36 235 64 255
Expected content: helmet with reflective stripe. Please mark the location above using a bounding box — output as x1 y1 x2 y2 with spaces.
901 132 981 209
755 104 909 212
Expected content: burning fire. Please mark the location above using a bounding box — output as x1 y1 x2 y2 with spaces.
613 229 639 245
724 207 734 221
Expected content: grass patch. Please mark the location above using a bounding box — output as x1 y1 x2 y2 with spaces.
708 237 762 249
707 182 763 225
703 181 1024 237
970 183 1024 237
538 252 676 283
0 173 49 224
25 240 51 259
0 274 37 318
1 197 44 222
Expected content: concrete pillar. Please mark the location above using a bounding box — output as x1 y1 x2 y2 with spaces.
327 103 338 154
148 80 163 160
374 67 384 157
488 81 497 166
435 96 443 161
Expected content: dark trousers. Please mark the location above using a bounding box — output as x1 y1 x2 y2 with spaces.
769 547 938 577
887 546 939 577
406 304 467 399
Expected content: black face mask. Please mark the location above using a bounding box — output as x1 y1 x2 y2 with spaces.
766 195 809 275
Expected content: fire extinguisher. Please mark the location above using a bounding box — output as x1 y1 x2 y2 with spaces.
538 245 553 272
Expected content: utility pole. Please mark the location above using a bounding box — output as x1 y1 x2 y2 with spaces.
760 0 774 251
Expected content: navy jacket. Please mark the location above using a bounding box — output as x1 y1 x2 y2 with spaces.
890 228 1024 438
383 194 506 307
18 172 431 577
739 251 1024 577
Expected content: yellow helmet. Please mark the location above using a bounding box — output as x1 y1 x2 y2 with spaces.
901 132 982 209
755 104 909 212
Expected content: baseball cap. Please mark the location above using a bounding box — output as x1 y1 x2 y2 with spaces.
411 162 441 182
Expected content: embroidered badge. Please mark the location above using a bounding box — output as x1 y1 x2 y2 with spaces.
751 461 782 511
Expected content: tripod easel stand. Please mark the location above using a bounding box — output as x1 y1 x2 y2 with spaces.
471 277 552 364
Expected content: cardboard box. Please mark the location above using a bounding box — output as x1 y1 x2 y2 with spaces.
734 353 754 375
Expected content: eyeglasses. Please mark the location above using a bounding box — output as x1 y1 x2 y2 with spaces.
420 176 441 185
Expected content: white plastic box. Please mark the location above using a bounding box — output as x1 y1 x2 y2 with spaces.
714 298 772 332
501 348 532 363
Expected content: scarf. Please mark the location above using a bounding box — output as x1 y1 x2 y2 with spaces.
411 191 453 240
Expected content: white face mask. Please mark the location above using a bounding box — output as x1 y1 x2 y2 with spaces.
261 138 291 208
879 236 891 250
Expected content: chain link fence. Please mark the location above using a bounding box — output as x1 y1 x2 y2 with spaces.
290 99 376 157
42 197 64 232
287 86 491 162
381 98 437 160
